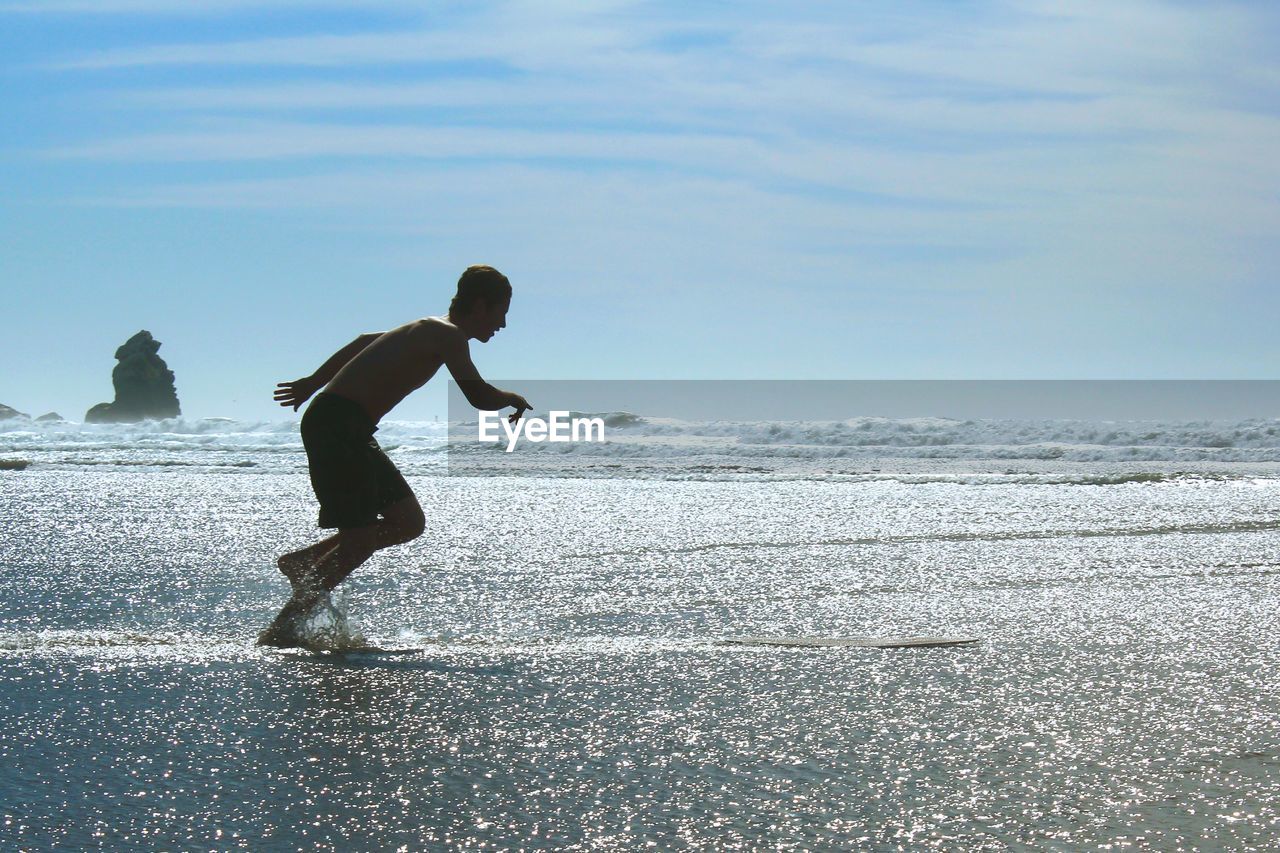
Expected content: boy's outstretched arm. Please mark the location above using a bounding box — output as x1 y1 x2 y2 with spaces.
443 337 530 421
274 331 384 411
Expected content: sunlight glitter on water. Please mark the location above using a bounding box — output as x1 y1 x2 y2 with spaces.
2 469 1279 848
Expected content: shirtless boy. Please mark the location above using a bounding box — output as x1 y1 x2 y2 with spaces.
258 264 529 647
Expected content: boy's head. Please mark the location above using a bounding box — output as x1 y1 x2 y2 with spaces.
449 264 511 342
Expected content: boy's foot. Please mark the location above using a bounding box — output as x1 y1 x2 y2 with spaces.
276 552 313 594
256 588 325 647
256 623 300 648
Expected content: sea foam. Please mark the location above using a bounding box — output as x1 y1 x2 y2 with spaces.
5 414 1280 481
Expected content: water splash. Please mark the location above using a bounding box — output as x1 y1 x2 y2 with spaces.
289 589 367 650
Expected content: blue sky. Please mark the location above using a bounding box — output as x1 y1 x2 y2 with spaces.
2 1 1278 420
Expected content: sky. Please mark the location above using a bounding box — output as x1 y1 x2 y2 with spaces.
2 0 1278 421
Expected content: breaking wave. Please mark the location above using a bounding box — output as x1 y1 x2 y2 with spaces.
5 414 1280 481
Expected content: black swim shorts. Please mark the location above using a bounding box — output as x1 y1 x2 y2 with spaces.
300 392 413 529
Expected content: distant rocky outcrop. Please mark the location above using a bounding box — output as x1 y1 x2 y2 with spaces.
85 331 181 423
36 412 64 423
0 404 28 420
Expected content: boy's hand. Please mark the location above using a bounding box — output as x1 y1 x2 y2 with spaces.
274 376 322 411
506 392 532 424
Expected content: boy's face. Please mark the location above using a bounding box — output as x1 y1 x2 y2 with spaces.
474 297 510 342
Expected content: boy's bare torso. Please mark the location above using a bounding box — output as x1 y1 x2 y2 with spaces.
326 317 459 423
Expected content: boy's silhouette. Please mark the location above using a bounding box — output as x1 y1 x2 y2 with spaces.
258 265 529 647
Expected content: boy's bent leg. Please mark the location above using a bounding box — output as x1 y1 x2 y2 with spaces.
377 494 425 547
306 494 423 587
274 495 422 594
309 496 422 591
257 525 380 647
259 495 423 647
309 524 381 593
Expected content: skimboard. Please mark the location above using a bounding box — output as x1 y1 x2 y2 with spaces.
263 644 425 656
326 646 424 656
724 635 979 649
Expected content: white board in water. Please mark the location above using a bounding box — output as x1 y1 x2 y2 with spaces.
725 636 979 649
266 645 425 656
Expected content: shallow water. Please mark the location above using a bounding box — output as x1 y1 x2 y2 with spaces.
2 466 1280 849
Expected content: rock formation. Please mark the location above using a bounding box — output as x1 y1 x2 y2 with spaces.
0 404 28 420
36 413 64 423
85 331 181 423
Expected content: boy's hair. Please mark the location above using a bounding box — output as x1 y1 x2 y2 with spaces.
449 265 511 316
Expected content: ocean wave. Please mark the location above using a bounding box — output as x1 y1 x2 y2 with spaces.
565 518 1280 560
619 415 1280 450
0 416 301 436
7 415 1280 480
9 413 1279 451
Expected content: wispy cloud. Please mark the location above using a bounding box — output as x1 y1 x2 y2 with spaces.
36 0 1251 101
44 1 1279 155
6 0 1280 398
45 30 485 70
42 116 1143 210
79 162 1029 306
40 5 635 71
1 0 420 13
10 1 1280 329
